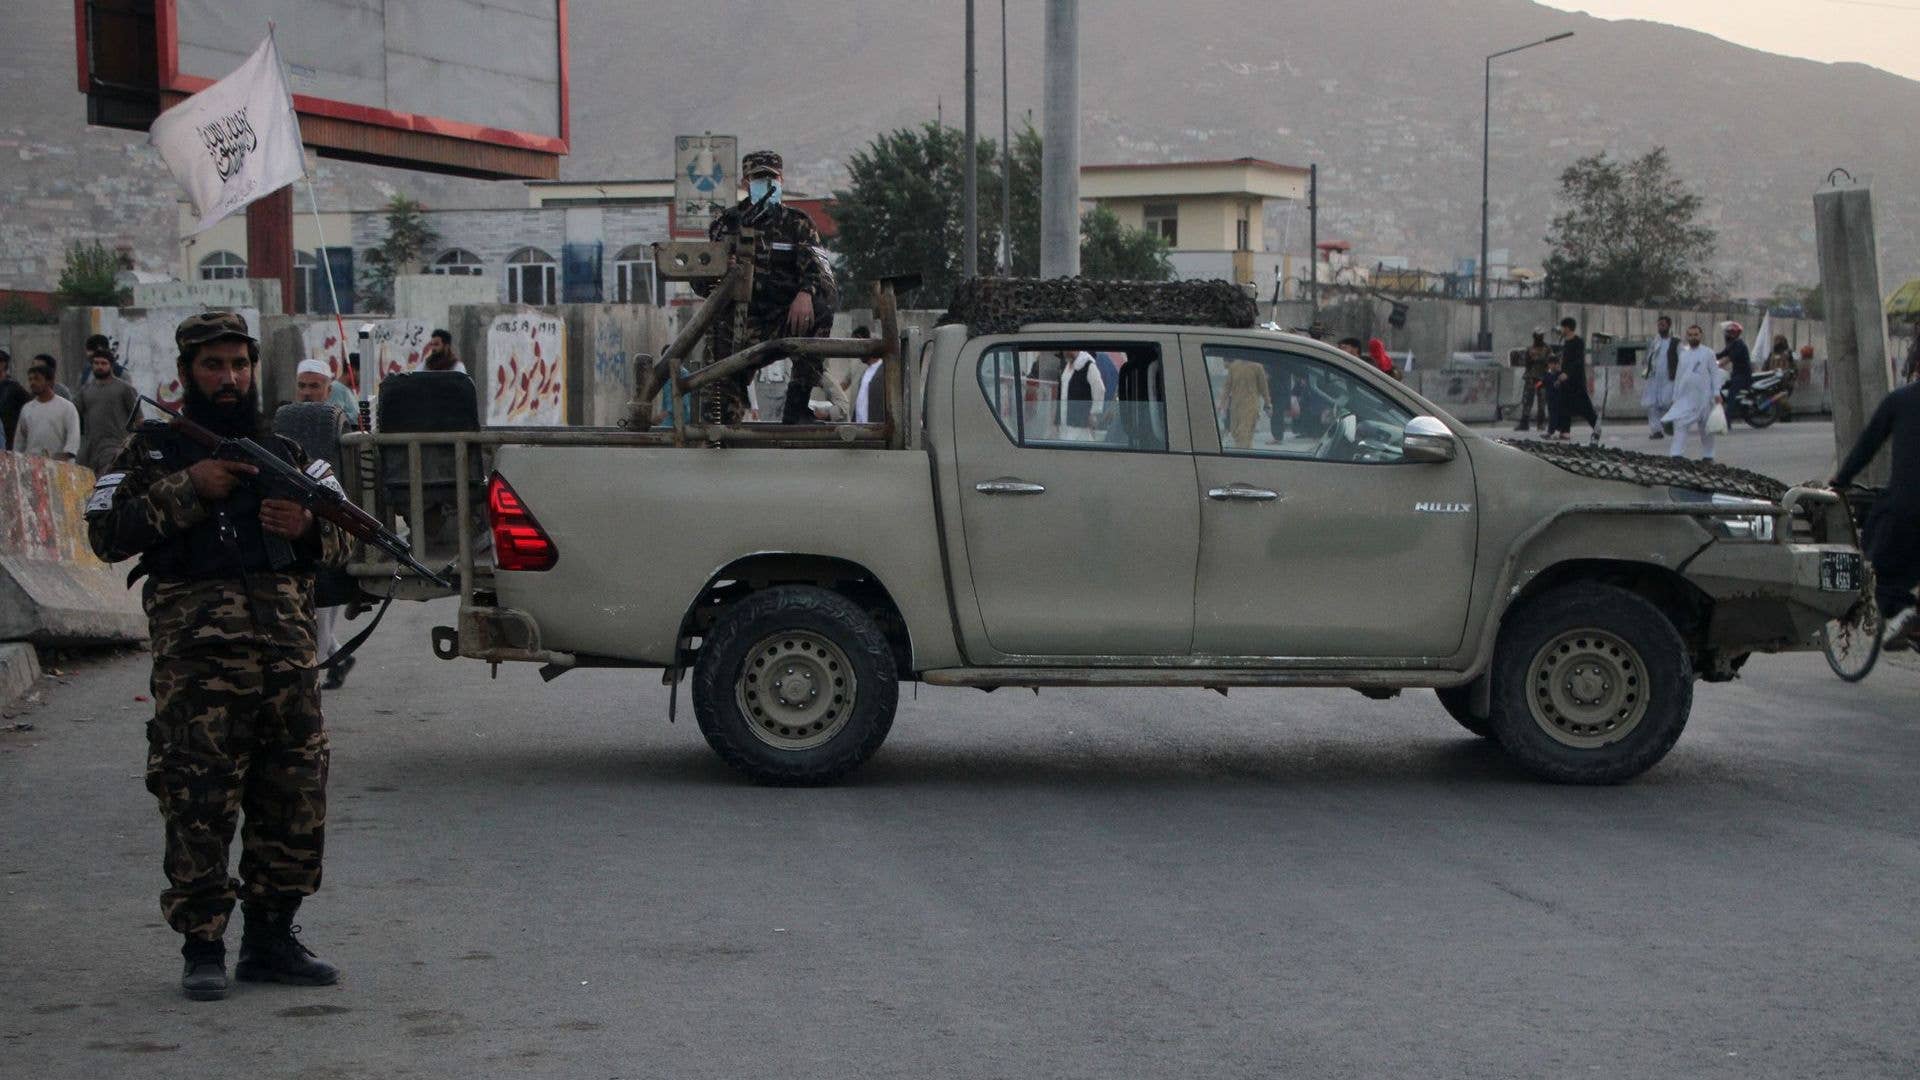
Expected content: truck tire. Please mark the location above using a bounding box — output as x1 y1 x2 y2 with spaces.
1433 686 1494 739
691 585 898 785
1487 583 1693 784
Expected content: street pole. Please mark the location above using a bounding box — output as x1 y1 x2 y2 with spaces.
963 0 978 280
1478 55 1491 350
1478 30 1573 352
1040 0 1079 278
1307 163 1318 313
1000 0 1011 275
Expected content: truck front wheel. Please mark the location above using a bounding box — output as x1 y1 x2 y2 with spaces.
691 585 898 785
1488 583 1693 784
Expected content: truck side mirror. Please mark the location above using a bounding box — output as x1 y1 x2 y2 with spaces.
1403 415 1456 463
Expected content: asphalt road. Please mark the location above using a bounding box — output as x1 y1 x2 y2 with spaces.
2 420 1914 1079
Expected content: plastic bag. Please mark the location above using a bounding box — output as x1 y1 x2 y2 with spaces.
1707 401 1729 434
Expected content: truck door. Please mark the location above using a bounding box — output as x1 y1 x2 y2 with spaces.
951 336 1199 658
1182 339 1479 660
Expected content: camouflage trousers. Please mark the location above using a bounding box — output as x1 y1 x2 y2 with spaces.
145 649 328 941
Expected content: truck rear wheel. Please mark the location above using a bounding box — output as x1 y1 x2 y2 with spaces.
1488 583 1693 784
692 585 898 785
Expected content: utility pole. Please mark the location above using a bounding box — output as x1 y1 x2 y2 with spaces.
1479 31 1573 351
1040 0 1079 278
1307 163 1318 312
963 0 978 279
1000 0 1012 275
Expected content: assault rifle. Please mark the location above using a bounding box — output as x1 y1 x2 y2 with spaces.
140 394 452 590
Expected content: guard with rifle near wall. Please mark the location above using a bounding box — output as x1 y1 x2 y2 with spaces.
693 149 838 423
83 311 420 1001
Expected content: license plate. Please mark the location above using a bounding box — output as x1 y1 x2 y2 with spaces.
1820 552 1862 593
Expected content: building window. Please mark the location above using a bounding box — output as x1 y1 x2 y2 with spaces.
1236 216 1251 252
431 248 486 276
613 245 658 305
1143 202 1178 248
505 247 558 306
292 251 319 313
198 250 247 280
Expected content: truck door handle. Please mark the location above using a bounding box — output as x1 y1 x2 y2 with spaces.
1208 485 1280 502
976 478 1047 495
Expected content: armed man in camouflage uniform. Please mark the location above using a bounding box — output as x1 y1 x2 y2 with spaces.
694 149 838 423
87 312 351 1001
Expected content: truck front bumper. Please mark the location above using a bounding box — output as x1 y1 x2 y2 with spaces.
1685 541 1866 654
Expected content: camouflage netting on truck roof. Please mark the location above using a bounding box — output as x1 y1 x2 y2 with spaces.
939 277 1259 336
1499 438 1790 502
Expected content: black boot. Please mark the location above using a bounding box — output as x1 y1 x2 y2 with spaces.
180 938 228 1001
235 907 340 986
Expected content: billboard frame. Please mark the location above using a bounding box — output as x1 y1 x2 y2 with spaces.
74 0 569 178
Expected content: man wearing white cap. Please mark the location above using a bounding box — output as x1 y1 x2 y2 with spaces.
293 359 358 687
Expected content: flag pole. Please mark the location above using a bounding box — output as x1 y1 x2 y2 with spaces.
268 22 355 394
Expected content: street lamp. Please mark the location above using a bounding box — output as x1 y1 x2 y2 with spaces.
1478 30 1573 351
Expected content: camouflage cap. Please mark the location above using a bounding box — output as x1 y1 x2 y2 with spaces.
174 310 257 350
742 150 783 177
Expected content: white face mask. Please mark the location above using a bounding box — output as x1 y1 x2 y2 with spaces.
748 178 782 205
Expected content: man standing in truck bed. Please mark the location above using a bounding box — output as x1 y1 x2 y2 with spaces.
694 150 838 424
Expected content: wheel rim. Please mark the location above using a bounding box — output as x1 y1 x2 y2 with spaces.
736 631 856 751
1823 596 1883 681
1525 629 1650 749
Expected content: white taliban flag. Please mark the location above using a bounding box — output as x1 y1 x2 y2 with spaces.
148 34 305 234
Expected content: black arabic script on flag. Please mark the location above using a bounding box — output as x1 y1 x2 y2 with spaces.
196 108 260 182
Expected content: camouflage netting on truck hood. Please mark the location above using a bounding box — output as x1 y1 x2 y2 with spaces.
939 277 1259 336
1498 439 1789 502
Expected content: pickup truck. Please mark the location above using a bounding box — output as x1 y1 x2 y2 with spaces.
351 310 1866 787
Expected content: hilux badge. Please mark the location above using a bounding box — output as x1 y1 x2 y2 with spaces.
1415 501 1473 513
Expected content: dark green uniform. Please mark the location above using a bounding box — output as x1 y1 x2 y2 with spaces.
695 198 838 422
87 422 350 942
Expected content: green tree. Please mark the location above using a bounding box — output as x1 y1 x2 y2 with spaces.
829 123 1002 308
832 120 1173 303
1078 206 1173 281
55 241 127 307
357 195 440 311
1542 148 1716 306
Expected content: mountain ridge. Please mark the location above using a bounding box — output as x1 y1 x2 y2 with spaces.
2 0 1915 295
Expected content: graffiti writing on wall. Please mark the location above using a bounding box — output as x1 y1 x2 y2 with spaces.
487 315 567 426
592 317 631 389
301 319 432 391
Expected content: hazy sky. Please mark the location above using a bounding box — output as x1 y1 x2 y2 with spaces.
1538 1 1920 81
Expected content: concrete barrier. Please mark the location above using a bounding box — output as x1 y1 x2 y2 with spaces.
0 452 146 646
0 641 40 709
1416 367 1505 423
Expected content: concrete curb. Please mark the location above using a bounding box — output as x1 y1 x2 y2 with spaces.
0 642 42 710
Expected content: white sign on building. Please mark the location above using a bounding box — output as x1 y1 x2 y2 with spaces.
673 134 738 238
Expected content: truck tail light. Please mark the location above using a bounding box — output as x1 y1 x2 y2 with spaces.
487 473 558 572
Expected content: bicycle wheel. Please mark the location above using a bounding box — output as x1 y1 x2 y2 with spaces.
1822 593 1882 683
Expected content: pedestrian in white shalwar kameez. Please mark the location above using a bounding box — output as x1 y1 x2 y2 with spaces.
1640 316 1679 439
1663 325 1727 461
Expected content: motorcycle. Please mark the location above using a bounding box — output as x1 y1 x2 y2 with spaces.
1722 368 1793 428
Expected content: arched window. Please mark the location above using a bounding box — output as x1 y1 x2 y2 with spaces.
198 250 247 281
505 246 557 306
613 244 658 305
431 248 485 276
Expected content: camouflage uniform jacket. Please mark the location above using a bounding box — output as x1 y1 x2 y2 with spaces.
86 423 351 662
695 199 838 333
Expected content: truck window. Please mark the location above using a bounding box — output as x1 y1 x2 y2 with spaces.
977 345 1168 452
1203 346 1413 464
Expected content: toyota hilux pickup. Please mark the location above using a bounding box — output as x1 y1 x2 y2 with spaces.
348 289 1866 786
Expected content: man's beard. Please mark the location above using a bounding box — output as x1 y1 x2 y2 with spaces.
182 378 261 438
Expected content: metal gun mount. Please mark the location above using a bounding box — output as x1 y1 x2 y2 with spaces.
652 240 733 282
625 237 905 448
